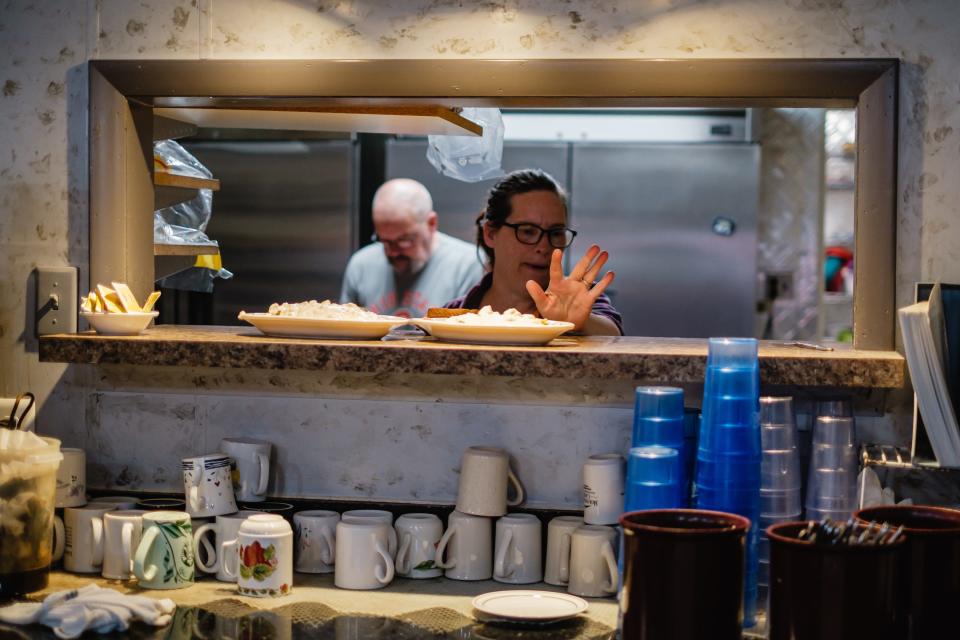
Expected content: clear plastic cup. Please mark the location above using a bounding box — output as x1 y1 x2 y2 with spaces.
760 488 802 516
804 505 855 522
812 416 856 447
760 396 796 428
761 424 799 451
810 443 857 469
761 450 802 492
805 468 857 512
815 397 853 418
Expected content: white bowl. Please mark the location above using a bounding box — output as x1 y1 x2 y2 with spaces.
80 311 158 336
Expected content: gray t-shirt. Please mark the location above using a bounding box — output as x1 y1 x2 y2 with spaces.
339 232 484 318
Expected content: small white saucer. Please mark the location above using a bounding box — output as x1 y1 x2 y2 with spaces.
472 590 588 623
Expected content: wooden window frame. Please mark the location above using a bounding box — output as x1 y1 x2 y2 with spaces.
89 58 897 349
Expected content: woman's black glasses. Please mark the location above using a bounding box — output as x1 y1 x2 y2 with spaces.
498 221 577 249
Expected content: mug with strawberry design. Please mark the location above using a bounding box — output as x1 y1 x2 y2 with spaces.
223 514 293 598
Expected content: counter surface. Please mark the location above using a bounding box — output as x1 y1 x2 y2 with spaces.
39 325 904 387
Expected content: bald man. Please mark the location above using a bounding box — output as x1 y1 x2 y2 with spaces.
340 178 483 317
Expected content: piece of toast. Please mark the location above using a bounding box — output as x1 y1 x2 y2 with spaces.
427 308 479 318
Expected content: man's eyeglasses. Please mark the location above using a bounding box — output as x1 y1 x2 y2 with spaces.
498 221 577 249
371 232 415 250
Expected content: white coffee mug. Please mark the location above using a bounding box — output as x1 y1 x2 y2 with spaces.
395 513 443 579
341 510 397 557
544 515 584 586
194 511 266 582
456 446 525 517
434 510 492 581
582 453 625 525
493 513 542 584
568 525 619 598
63 503 115 573
89 496 140 510
334 519 395 590
220 438 271 503
101 510 147 580
55 448 86 508
294 510 339 574
182 453 238 518
223 514 293 598
51 511 65 562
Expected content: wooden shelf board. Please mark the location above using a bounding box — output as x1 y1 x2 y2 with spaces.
154 105 482 137
154 170 220 191
153 242 219 256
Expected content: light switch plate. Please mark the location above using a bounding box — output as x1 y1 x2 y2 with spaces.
36 267 78 336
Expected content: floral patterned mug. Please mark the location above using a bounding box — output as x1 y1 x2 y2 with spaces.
223 514 293 598
133 511 195 589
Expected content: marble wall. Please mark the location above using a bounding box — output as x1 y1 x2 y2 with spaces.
3 0 958 501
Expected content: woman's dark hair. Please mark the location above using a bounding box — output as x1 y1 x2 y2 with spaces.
475 169 568 264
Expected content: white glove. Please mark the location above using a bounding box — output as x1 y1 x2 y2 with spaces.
0 584 175 639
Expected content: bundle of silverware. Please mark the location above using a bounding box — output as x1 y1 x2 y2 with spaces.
796 518 905 546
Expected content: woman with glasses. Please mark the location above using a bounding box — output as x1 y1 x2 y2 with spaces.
446 169 622 336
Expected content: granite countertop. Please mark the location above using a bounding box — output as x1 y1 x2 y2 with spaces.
38 325 905 388
5 570 619 639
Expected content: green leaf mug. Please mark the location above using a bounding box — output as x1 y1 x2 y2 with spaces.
133 510 195 589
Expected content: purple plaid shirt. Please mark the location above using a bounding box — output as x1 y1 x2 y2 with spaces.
444 272 624 336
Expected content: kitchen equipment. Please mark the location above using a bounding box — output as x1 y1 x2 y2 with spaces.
80 311 158 336
133 511 196 589
0 393 35 431
582 453 625 525
544 515 584 586
567 525 619 598
855 505 960 640
456 446 525 517
620 509 750 640
435 510 493 581
194 511 266 582
493 513 542 585
220 438 271 502
294 510 339 575
767 520 906 640
54 448 86 508
471 590 588 623
181 454 237 518
395 513 443 579
101 510 147 580
0 430 63 596
226 514 294 598
334 519 394 591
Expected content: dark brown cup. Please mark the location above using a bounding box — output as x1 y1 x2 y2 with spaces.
619 509 750 640
767 521 907 640
856 505 960 640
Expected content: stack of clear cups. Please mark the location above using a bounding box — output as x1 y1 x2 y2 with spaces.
805 416 858 521
757 396 802 609
632 387 687 505
695 337 761 628
624 445 685 511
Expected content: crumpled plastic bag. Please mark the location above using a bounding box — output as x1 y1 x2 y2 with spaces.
426 107 505 183
157 254 233 294
154 139 212 179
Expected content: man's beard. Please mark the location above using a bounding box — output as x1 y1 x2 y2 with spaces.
389 255 424 275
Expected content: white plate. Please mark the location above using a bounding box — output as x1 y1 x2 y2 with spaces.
238 312 409 340
81 311 158 336
412 318 575 346
472 590 588 623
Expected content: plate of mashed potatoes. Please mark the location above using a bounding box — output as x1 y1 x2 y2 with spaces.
413 306 575 346
238 300 408 339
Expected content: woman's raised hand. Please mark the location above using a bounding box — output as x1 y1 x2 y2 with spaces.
525 245 615 331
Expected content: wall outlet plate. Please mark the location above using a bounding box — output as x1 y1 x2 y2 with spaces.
36 267 78 336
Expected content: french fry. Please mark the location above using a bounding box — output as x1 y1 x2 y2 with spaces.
95 284 124 313
111 282 141 312
141 291 161 312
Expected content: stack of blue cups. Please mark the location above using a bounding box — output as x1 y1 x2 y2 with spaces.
695 338 761 628
631 386 688 505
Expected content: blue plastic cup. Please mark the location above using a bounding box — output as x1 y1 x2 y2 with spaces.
704 367 760 399
696 456 761 489
634 386 684 421
699 422 762 456
625 446 684 510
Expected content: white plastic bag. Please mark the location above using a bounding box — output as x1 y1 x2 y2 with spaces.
426 108 505 183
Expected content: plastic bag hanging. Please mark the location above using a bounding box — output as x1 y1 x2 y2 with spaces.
426 108 506 183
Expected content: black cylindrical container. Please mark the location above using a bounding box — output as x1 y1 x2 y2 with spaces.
619 509 749 640
767 521 906 640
